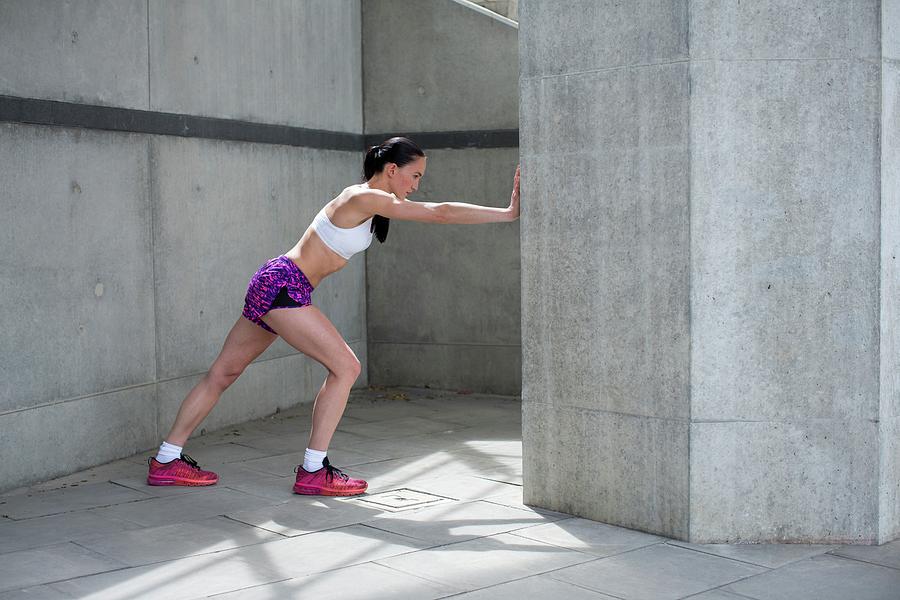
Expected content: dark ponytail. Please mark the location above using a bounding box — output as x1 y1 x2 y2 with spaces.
363 137 425 243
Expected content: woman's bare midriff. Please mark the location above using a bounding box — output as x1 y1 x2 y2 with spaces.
283 228 348 289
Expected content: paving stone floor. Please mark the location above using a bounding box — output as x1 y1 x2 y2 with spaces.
1 386 899 599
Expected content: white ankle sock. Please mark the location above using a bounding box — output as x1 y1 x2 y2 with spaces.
303 448 327 472
155 441 183 463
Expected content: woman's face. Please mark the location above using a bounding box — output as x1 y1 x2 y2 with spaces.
387 156 427 200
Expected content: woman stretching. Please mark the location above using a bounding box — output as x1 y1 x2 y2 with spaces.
147 137 521 496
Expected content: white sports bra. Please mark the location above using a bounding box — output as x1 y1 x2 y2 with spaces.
310 206 374 260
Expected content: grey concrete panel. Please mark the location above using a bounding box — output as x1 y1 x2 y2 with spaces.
362 0 518 132
157 352 325 443
368 342 520 395
519 0 688 78
522 402 689 539
690 59 881 422
690 420 878 543
520 66 690 419
690 0 880 60
882 61 900 544
519 63 690 156
150 136 361 378
150 0 362 132
0 386 157 493
0 0 148 109
0 125 155 412
880 416 900 543
367 149 520 343
887 1 900 59
365 148 520 393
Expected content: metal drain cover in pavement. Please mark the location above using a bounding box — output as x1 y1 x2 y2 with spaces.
350 488 455 512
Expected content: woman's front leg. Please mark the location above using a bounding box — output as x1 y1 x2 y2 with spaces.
261 306 361 451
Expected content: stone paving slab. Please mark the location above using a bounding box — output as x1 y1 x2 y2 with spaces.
0 482 150 520
509 517 664 557
828 538 900 570
722 554 900 600
447 574 621 599
363 499 567 545
226 495 379 536
74 515 282 567
0 585 72 599
1 387 898 600
0 542 126 593
547 543 767 600
667 539 838 569
375 532 596 593
209 562 459 599
0 509 141 555
90 488 285 528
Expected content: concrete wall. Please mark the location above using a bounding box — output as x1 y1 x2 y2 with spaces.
363 0 520 394
0 0 364 493
880 0 900 544
520 0 896 543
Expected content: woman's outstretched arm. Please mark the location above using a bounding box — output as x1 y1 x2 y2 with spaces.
359 165 520 225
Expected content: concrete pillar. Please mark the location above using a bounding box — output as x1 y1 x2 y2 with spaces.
520 0 898 544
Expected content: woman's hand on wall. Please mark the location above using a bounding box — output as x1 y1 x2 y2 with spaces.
507 165 520 220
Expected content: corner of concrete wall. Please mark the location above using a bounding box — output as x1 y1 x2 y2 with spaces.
879 0 900 544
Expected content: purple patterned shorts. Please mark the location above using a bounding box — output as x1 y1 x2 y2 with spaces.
242 256 315 334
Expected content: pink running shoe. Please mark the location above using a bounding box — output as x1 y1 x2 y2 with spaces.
147 454 218 486
293 457 367 496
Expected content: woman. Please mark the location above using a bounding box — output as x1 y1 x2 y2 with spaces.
147 137 520 496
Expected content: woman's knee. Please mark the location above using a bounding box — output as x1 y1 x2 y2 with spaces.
206 364 245 391
331 354 361 382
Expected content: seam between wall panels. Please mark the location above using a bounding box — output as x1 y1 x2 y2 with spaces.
876 2 883 540
686 0 692 542
146 0 151 110
147 137 160 443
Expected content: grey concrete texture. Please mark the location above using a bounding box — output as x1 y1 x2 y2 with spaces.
0 386 157 492
0 0 149 109
887 0 900 59
519 0 896 543
523 402 689 539
882 57 900 543
690 420 879 543
690 58 882 422
150 0 363 132
362 0 518 132
0 124 155 413
5 388 895 600
520 68 691 420
367 148 521 394
368 342 520 394
150 136 365 379
690 0 881 60
519 0 688 78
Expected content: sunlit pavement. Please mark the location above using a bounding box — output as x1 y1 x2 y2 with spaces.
1 386 898 599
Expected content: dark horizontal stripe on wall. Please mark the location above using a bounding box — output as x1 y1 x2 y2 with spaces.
365 129 519 150
0 95 362 151
0 95 519 151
